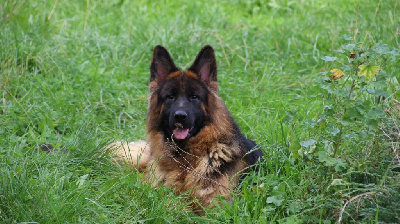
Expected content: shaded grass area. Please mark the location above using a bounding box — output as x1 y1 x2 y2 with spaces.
1 0 399 223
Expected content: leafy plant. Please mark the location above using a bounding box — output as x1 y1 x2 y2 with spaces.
299 36 400 223
317 37 398 158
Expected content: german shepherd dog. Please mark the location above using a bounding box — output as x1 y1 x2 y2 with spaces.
110 45 263 213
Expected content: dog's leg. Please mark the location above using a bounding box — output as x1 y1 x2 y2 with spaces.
106 140 151 171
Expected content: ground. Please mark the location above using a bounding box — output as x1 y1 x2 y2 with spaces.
1 0 399 223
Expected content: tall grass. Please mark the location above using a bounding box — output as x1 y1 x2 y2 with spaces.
1 0 399 223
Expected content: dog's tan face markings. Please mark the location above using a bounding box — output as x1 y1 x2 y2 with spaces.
166 70 199 80
159 72 207 103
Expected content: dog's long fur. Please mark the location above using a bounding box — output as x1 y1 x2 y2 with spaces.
110 45 262 213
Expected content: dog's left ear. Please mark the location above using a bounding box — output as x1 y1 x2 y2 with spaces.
150 45 178 85
189 45 217 88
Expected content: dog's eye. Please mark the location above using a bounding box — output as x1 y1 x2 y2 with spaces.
190 94 199 100
166 94 175 100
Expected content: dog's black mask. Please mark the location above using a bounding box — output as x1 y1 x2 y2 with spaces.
158 74 208 141
150 45 217 142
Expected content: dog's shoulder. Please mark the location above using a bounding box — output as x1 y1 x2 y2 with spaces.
242 138 263 167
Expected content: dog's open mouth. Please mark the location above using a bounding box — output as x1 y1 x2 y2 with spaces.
172 124 193 140
173 128 190 139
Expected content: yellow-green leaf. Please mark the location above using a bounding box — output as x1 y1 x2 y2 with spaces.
358 65 381 81
330 69 345 80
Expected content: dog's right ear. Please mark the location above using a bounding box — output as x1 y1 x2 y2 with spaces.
150 45 178 85
188 45 218 92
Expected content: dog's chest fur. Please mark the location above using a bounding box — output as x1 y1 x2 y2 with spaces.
147 130 247 207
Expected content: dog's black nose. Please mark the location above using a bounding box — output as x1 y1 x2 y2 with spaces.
174 110 187 122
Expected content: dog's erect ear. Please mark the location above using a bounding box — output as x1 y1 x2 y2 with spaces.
188 45 217 85
150 45 178 84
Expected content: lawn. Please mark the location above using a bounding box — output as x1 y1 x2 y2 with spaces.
1 0 399 223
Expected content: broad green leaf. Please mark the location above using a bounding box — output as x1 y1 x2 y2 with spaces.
328 127 340 136
367 106 385 118
333 88 349 98
358 64 381 81
318 151 337 166
373 43 391 55
334 159 348 172
319 71 330 76
288 201 304 214
300 139 316 147
342 65 352 71
342 44 356 51
341 34 353 41
346 107 362 119
334 49 345 54
321 56 337 62
267 195 284 206
367 118 379 129
366 89 386 97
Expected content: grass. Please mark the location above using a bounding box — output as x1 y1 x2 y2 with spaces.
1 0 399 223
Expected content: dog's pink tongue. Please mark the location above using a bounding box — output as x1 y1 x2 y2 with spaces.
173 128 189 139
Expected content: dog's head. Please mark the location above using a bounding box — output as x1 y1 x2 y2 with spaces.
148 45 218 141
